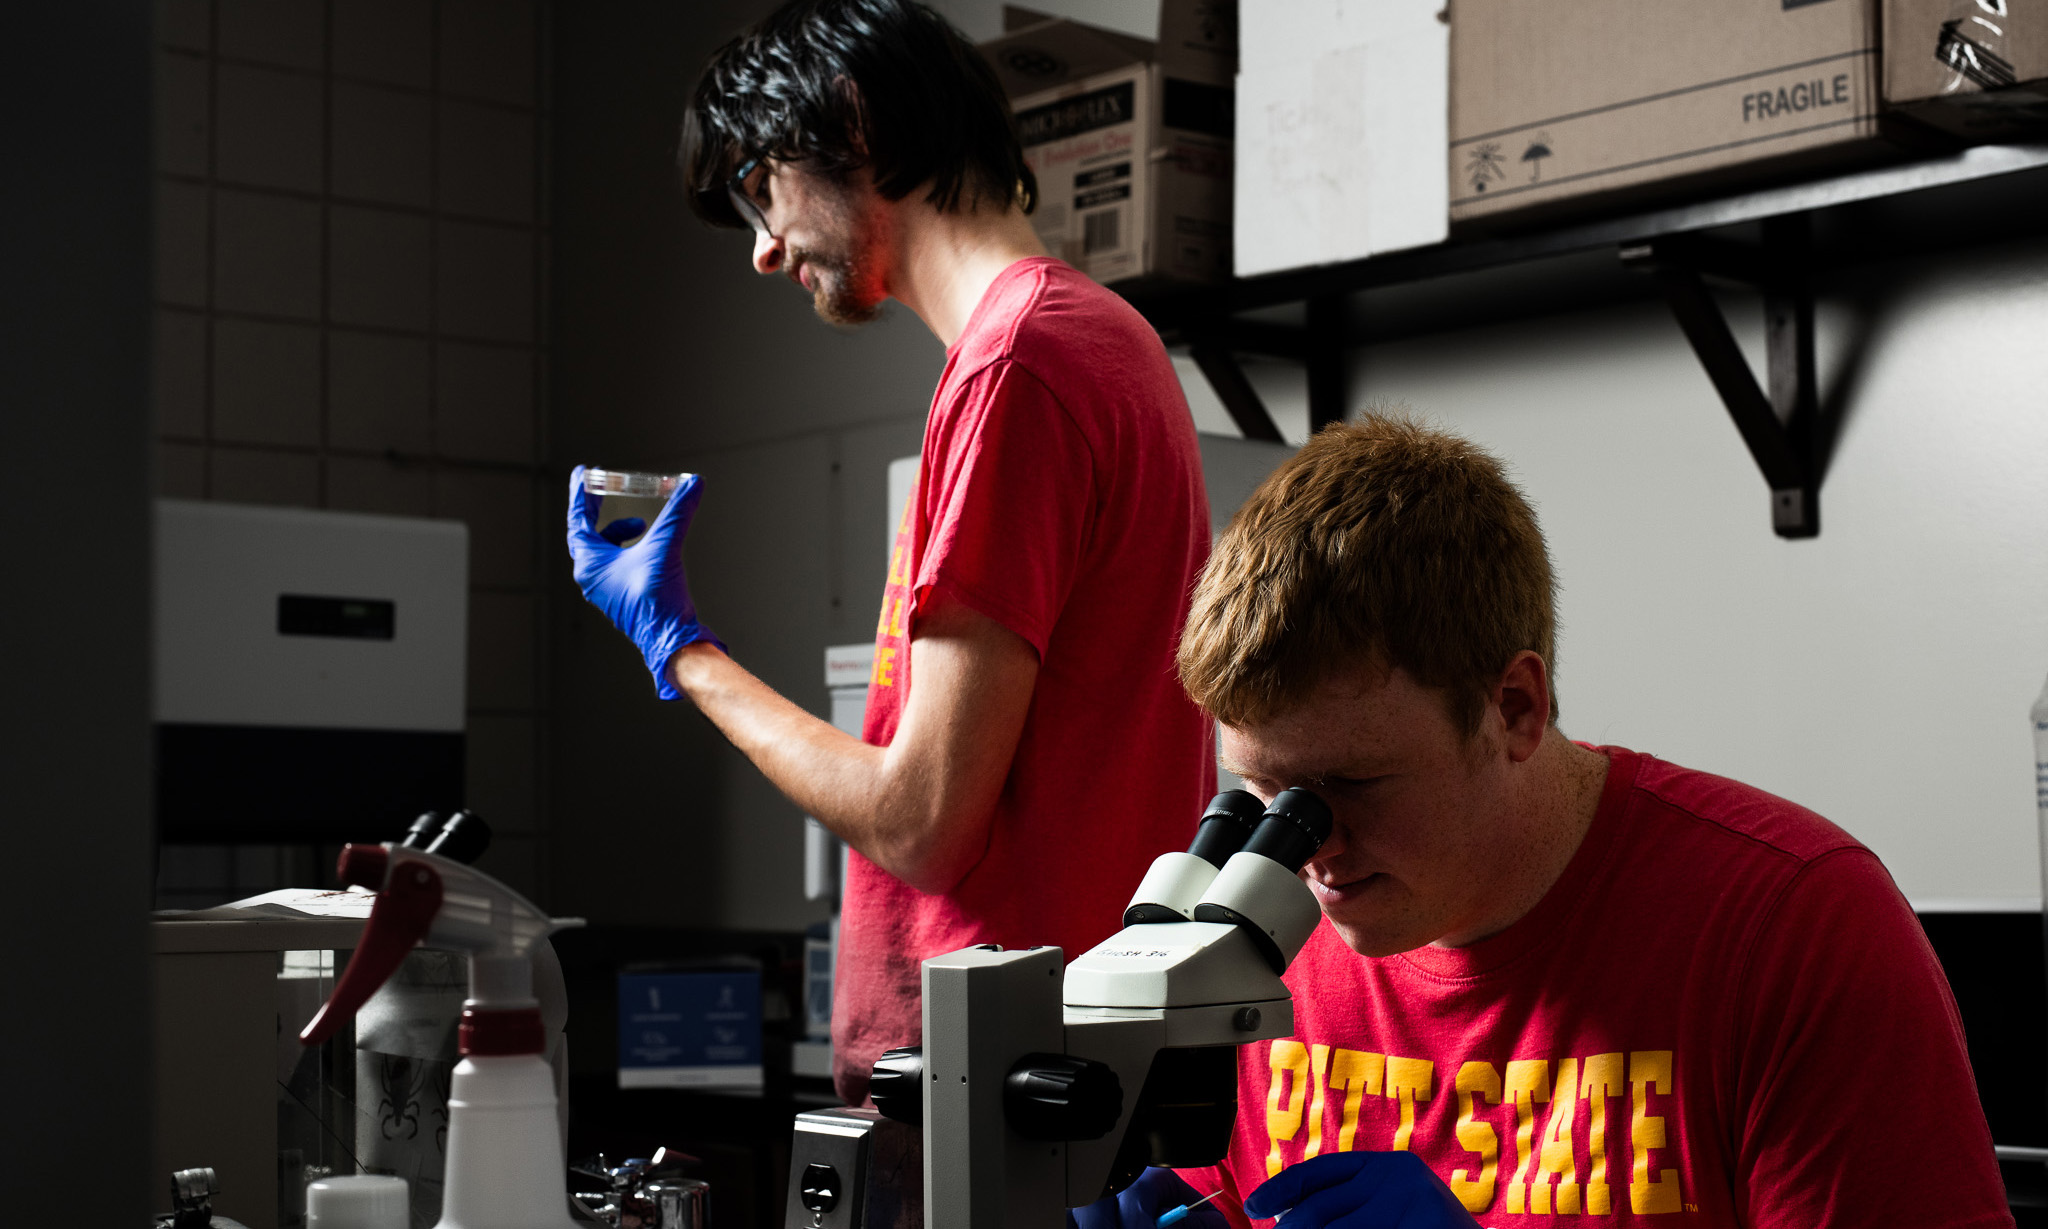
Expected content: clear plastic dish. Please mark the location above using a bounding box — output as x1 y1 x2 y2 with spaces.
584 468 692 500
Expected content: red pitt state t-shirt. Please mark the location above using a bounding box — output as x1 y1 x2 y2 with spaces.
1181 746 2011 1228
834 257 1216 1102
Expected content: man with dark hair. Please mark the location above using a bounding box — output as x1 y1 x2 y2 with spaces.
565 0 1215 1106
1081 414 2009 1227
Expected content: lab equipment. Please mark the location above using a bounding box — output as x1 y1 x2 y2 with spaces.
303 1175 409 1229
302 843 586 1229
153 500 468 841
566 466 724 700
1155 1190 1222 1227
571 1151 709 1229
583 468 694 500
785 1107 921 1229
155 1167 254 1229
804 787 1330 1229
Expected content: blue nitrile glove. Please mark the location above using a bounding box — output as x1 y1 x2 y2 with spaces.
1244 1153 1476 1229
1069 1168 1229 1229
565 465 725 699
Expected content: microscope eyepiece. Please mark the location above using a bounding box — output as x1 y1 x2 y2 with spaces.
1186 790 1265 868
1241 787 1333 873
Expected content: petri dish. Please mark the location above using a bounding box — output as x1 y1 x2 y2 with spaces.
584 468 692 500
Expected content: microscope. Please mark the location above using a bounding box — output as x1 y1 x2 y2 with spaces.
786 787 1332 1229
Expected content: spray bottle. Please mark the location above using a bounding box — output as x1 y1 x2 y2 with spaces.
301 843 584 1229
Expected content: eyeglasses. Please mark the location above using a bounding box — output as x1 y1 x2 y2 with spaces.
728 156 772 236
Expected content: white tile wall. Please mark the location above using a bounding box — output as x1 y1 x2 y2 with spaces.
155 180 210 308
216 0 324 71
215 63 324 191
156 51 211 177
436 342 534 462
438 100 535 223
436 469 535 587
157 0 211 53
211 317 322 445
332 83 433 206
158 441 208 499
436 220 535 341
467 590 538 711
325 453 435 516
155 309 208 437
440 0 537 106
332 0 433 89
326 330 433 452
209 446 321 506
152 0 555 906
213 189 322 317
329 205 434 330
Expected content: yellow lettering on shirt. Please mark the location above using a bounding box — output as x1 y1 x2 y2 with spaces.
1265 1041 1312 1177
1532 1057 1582 1214
1304 1045 1334 1158
1327 1048 1385 1153
1384 1056 1433 1152
1449 1062 1501 1213
887 544 908 587
1629 1051 1681 1213
887 597 906 639
1503 1059 1552 1214
1579 1052 1624 1214
871 647 896 689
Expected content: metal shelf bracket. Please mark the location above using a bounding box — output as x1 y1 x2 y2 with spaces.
1622 216 1829 539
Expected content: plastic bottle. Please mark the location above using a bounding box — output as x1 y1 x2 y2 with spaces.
305 1175 408 1229
301 845 583 1229
2035 672 2048 920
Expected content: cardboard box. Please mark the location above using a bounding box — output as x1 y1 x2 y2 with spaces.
981 9 1235 285
1233 0 1450 276
1450 0 1887 225
1885 0 2048 139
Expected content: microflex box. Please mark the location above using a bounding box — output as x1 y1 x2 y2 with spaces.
617 966 763 1090
1449 0 1888 225
982 13 1235 285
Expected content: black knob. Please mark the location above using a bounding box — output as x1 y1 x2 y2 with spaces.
1004 1053 1123 1141
1186 790 1265 868
869 1045 923 1126
1241 787 1332 873
799 1163 841 1213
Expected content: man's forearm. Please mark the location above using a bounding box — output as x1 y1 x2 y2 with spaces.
667 641 993 893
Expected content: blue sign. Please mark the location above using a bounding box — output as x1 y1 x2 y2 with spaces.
617 968 763 1090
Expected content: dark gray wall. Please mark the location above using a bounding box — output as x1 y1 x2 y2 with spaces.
549 1 941 930
0 1 154 1211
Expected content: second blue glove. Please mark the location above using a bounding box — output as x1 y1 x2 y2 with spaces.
565 465 725 699
1069 1168 1229 1229
1244 1152 1476 1229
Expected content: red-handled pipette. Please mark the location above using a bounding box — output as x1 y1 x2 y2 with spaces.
1158 1190 1224 1227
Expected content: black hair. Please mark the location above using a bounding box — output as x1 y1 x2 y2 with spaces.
680 0 1036 227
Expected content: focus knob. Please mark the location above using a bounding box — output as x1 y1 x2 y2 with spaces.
869 1045 923 1126
1004 1053 1123 1141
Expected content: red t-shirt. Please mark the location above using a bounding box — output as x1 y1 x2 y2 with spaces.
1181 746 2011 1228
833 257 1216 1102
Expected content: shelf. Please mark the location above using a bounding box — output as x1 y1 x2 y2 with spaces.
1121 142 2048 536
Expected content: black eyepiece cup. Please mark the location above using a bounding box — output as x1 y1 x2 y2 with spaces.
1186 790 1265 869
1241 788 1333 873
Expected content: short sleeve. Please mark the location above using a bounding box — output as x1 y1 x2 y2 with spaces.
1731 848 2010 1227
915 359 1096 656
